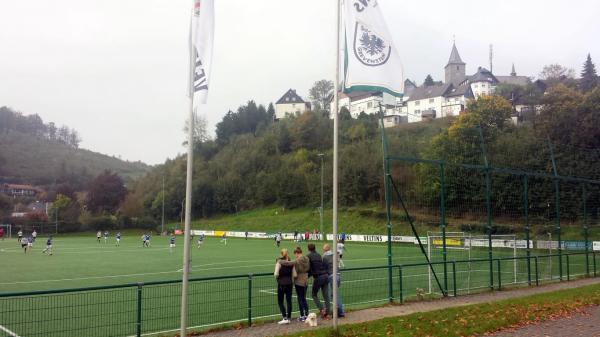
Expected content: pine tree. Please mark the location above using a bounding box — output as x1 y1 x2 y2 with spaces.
580 53 598 92
423 74 435 86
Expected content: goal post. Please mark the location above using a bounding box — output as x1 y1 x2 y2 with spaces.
0 224 12 239
427 232 518 294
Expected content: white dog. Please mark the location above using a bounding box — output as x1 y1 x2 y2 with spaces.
305 312 318 327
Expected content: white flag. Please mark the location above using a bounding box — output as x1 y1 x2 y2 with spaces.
343 0 403 96
189 0 214 104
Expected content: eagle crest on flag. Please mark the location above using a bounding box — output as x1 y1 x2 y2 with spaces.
353 23 391 67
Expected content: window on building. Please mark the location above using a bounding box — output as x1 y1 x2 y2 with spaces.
474 84 478 88
415 101 420 106
286 97 290 102
367 102 373 108
429 98 434 103
415 110 421 115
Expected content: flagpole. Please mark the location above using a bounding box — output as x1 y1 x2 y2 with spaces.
180 34 196 337
332 0 341 330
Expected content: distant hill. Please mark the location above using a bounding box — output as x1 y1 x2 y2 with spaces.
0 130 150 186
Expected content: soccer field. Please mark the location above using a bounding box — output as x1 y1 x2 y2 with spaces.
0 234 399 293
0 234 592 337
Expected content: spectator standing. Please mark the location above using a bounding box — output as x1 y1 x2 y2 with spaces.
279 247 310 321
274 248 295 324
307 243 331 319
323 244 345 317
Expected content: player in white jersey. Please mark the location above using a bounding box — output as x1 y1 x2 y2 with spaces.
197 233 205 248
97 231 102 243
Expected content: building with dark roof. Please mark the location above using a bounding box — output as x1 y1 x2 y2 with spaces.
274 89 311 120
406 83 473 122
445 42 466 87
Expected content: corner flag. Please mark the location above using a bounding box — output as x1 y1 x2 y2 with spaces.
343 0 404 96
189 0 214 104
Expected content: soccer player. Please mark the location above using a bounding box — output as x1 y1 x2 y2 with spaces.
169 235 176 253
146 234 151 247
337 241 346 268
103 230 109 244
197 233 204 248
0 227 4 241
220 232 227 245
141 234 147 247
31 229 37 242
97 231 102 243
276 232 282 247
17 229 23 242
42 236 53 255
245 231 249 240
20 236 28 253
27 235 33 250
115 232 121 246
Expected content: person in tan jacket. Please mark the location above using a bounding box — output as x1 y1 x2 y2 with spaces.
279 246 311 321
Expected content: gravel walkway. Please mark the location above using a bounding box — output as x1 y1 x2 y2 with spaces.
198 277 600 337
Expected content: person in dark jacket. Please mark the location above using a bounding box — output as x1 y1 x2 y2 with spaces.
274 248 295 324
306 243 331 318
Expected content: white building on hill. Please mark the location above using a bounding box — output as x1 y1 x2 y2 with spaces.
274 89 311 120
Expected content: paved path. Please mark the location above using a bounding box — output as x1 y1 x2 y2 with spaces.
490 305 600 337
199 277 600 337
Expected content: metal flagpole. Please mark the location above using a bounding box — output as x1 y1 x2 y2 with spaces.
180 32 196 337
332 0 341 329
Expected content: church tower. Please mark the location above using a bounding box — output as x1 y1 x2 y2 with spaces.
445 42 466 86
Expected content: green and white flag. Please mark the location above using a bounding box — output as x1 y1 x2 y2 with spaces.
343 0 404 96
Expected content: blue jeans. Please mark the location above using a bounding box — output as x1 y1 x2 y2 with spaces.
328 274 344 315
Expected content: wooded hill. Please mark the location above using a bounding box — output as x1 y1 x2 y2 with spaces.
0 106 150 188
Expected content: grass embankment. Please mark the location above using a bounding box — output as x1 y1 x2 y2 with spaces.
167 206 598 240
283 282 600 337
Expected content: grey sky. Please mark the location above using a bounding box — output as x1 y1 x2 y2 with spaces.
1 0 598 165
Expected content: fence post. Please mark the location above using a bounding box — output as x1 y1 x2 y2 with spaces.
477 124 494 290
440 162 448 296
247 274 253 327
136 282 143 337
524 175 532 286
452 261 457 297
547 137 562 281
534 257 539 286
398 266 403 304
583 184 590 276
497 259 502 290
566 255 570 281
594 252 597 277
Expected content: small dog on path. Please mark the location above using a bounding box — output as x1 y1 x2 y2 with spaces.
305 313 318 327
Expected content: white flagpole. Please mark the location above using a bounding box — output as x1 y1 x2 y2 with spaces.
180 31 196 337
332 0 341 330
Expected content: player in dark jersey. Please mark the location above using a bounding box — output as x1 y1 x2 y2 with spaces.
42 236 53 255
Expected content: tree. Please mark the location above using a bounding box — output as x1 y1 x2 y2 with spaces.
309 80 334 113
68 130 81 148
183 111 210 146
57 126 70 144
539 64 576 88
580 54 599 93
87 170 128 213
423 74 435 86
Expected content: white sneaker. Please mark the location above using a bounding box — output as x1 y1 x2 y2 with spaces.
277 318 290 325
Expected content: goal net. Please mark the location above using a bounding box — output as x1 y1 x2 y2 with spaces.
0 224 11 239
427 232 518 294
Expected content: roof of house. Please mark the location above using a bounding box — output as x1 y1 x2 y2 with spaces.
276 89 307 104
445 84 474 98
446 42 465 66
404 79 417 97
2 184 40 191
466 67 499 84
496 75 531 87
407 83 452 101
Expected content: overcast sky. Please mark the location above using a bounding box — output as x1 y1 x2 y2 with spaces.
1 0 599 165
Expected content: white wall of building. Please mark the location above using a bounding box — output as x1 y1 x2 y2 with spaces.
275 103 306 120
470 81 495 98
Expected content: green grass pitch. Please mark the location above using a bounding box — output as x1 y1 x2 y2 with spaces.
0 234 591 337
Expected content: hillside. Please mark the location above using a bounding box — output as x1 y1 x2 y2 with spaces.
0 130 150 185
